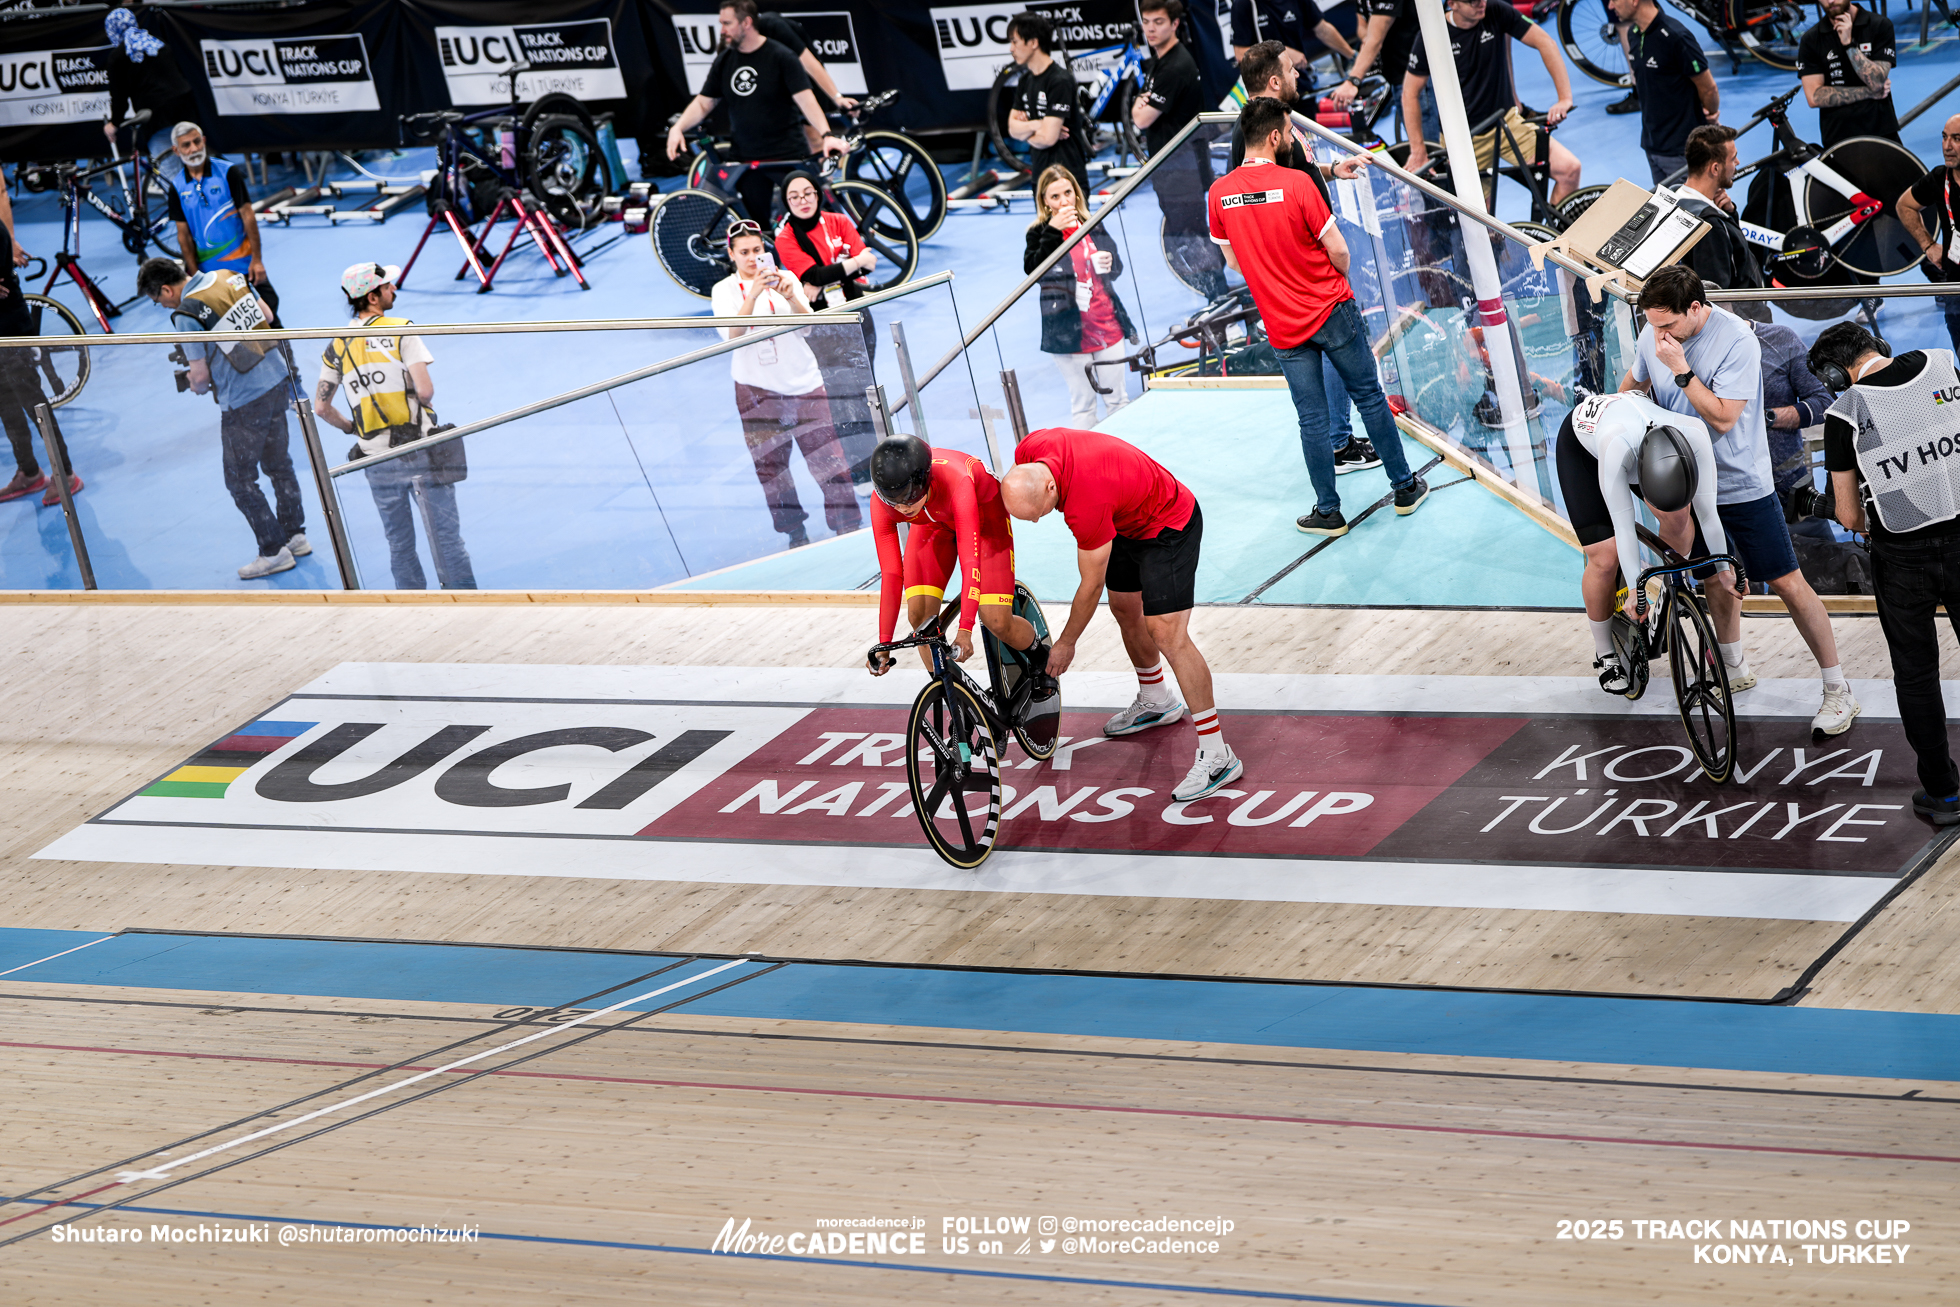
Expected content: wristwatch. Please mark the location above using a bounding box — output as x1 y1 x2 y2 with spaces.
1673 368 1695 389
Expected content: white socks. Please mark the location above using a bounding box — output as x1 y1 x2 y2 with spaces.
1820 663 1848 692
1590 618 1615 657
1719 641 1745 669
1192 707 1225 756
1135 659 1174 706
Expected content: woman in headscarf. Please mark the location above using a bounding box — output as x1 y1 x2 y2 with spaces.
772 169 880 489
103 5 199 165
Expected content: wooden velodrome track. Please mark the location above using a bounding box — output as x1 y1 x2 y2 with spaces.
2 595 1957 1304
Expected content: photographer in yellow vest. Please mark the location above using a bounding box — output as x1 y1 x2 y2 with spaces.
139 256 305 580
313 262 476 590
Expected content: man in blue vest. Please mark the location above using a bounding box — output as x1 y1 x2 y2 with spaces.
165 122 279 323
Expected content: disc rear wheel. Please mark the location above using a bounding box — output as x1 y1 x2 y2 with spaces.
905 678 1003 869
1666 590 1736 782
1808 135 1927 279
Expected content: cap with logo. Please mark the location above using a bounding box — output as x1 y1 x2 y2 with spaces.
341 262 401 300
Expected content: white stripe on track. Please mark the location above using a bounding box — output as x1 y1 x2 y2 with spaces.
0 934 119 979
114 956 756 1184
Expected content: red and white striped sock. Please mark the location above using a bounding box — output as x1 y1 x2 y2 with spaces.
1191 708 1224 755
1135 660 1173 705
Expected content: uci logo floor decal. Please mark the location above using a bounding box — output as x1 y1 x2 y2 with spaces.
34 663 1949 922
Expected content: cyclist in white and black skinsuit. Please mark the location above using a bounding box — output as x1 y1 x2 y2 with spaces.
1555 390 1737 693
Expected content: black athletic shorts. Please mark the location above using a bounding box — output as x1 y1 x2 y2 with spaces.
1554 413 1620 549
1107 501 1202 616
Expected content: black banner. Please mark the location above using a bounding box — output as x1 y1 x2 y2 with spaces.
0 0 1228 162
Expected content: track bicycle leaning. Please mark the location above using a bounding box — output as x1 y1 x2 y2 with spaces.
867 585 1062 869
653 131 920 298
1558 0 1804 84
1606 523 1750 783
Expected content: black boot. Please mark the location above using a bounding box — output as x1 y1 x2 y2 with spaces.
1606 90 1640 116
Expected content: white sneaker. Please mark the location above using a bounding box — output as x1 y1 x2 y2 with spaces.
1173 746 1244 802
1104 694 1187 737
1813 685 1861 737
287 532 312 557
1724 658 1757 693
238 546 296 580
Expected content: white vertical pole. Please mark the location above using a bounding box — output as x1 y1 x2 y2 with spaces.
1410 0 1534 483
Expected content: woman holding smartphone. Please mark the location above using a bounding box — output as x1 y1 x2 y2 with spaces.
711 220 863 549
1024 165 1136 427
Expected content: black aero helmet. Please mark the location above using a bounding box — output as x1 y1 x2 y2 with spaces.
870 434 933 507
1638 425 1698 513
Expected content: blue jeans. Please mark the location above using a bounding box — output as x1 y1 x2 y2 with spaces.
365 447 476 589
1275 299 1412 515
1397 83 1441 148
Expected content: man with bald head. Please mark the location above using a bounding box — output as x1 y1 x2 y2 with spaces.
1898 112 1960 355
1003 427 1241 802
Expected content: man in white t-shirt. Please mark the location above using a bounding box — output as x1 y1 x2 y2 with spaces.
712 220 862 548
1621 265 1857 736
1555 389 1736 691
314 262 475 589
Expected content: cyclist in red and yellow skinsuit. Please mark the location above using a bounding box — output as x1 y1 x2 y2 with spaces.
866 434 1043 672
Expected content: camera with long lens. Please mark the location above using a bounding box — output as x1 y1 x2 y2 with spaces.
168 344 193 393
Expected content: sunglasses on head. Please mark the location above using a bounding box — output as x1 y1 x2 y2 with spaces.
725 219 763 246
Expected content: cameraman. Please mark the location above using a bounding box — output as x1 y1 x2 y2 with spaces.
1812 322 1960 825
138 256 305 580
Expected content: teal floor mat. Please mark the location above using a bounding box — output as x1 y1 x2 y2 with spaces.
671 390 1580 608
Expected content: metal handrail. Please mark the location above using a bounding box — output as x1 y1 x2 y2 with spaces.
1704 282 1960 302
907 114 1218 402
327 271 957 476
0 271 954 351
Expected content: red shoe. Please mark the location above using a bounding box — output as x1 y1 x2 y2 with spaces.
0 470 47 502
41 474 81 507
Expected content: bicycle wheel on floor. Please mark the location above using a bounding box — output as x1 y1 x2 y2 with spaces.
650 187 742 298
1809 135 1926 279
22 294 90 407
905 677 1003 869
1666 591 1735 783
1556 0 1629 87
829 179 918 290
987 65 1035 178
847 130 947 240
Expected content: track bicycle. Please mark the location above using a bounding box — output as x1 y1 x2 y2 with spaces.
652 132 919 299
867 585 1062 870
7 258 91 408
1558 0 1803 85
690 91 947 241
1607 523 1749 783
400 64 605 233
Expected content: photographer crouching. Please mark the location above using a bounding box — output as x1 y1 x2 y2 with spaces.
139 256 307 579
1811 322 1960 825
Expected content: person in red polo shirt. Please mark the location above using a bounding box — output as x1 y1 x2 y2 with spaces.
1001 427 1242 802
1208 95 1428 537
863 434 1041 671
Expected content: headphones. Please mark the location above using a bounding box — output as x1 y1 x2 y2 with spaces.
1815 330 1892 394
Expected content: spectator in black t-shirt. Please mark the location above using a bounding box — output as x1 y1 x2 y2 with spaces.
0 221 61 506
1135 0 1226 299
1229 0 1355 71
755 11 857 153
1799 0 1898 150
1007 13 1089 195
667 0 846 225
1897 115 1960 354
1606 0 1718 185
1332 0 1436 145
1812 322 1960 822
1403 0 1580 204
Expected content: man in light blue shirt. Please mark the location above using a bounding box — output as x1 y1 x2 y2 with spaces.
1621 263 1857 737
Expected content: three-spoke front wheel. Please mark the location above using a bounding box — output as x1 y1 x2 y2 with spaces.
905 678 1003 869
1666 591 1736 783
